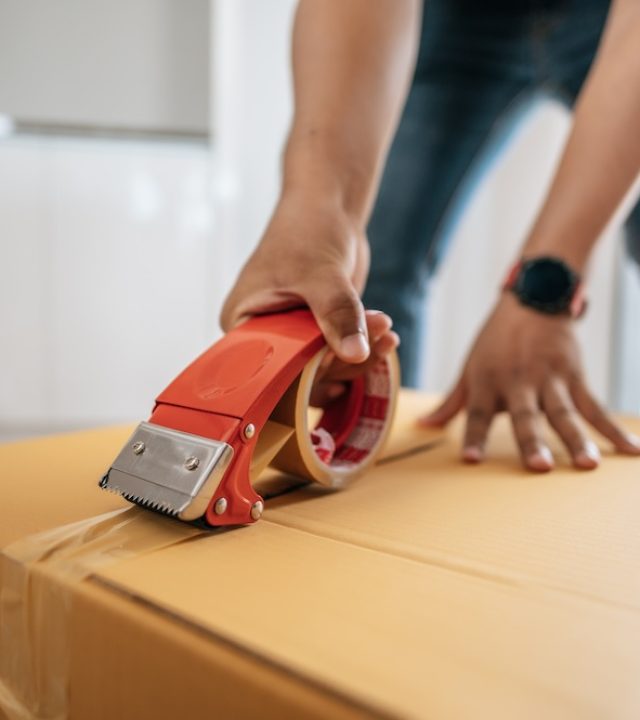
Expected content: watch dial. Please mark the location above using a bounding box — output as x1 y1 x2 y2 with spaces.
519 258 573 309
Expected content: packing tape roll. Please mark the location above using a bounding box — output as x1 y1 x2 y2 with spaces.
267 348 400 489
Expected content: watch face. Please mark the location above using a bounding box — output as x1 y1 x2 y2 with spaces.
515 257 577 314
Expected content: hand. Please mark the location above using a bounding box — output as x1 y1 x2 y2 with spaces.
221 192 398 366
310 310 399 407
422 293 640 472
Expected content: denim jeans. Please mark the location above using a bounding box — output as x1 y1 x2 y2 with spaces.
363 0 639 387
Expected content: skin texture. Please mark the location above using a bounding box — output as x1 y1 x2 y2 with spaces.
423 294 640 471
222 0 640 471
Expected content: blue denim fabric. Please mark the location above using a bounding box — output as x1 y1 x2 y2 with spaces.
363 0 639 387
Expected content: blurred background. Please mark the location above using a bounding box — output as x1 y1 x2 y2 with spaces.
1 0 639 442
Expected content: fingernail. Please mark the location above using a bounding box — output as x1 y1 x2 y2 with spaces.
462 446 483 463
528 446 554 472
585 441 601 461
576 441 600 469
340 333 369 361
387 331 400 348
625 433 640 450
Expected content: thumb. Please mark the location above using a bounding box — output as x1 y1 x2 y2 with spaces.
307 275 369 364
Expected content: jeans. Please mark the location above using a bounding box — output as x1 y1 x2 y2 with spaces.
363 0 640 387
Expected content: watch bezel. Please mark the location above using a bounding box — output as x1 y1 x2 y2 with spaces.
512 256 580 315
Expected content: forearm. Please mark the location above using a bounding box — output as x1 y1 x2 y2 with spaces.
282 0 421 226
522 0 640 272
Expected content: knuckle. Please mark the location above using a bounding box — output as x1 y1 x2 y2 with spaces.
546 404 574 423
584 403 607 426
519 435 541 456
561 427 585 450
509 365 529 382
468 407 490 425
567 368 584 387
483 367 499 388
321 290 362 321
511 407 537 425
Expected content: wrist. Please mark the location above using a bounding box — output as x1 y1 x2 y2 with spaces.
520 229 594 275
282 129 375 227
263 191 368 260
521 247 590 275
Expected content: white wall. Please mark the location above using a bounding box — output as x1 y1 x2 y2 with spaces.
614 256 640 414
0 0 209 135
0 135 215 437
208 0 296 299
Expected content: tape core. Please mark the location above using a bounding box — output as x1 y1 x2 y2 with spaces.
270 349 400 488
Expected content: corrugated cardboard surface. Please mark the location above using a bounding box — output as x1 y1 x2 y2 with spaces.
2 391 640 719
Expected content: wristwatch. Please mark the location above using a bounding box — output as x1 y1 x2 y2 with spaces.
503 256 587 318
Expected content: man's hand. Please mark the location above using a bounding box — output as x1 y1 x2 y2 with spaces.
423 293 640 471
221 193 399 368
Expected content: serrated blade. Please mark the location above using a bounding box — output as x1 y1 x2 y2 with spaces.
100 422 234 521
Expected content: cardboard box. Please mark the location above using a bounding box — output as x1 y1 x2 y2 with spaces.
2 390 640 719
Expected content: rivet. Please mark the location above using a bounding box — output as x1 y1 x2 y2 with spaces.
244 423 256 440
214 497 228 515
132 441 145 455
250 500 264 521
184 456 200 471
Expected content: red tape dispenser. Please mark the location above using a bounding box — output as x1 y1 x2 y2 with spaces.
100 310 399 527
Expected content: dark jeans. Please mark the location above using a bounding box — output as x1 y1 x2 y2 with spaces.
363 0 640 387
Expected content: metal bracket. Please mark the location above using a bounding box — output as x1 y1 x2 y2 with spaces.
100 421 234 521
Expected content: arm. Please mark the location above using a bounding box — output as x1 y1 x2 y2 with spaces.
222 0 420 362
426 0 640 471
522 0 640 270
285 0 421 225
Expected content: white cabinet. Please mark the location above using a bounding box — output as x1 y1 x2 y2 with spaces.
0 0 209 135
0 136 217 431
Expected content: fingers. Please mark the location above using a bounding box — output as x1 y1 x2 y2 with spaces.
316 311 396 381
374 330 400 357
309 312 399 406
506 387 554 472
308 276 370 363
420 377 466 427
224 272 370 363
365 309 393 338
571 382 640 456
541 379 600 470
461 387 496 464
309 380 349 408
